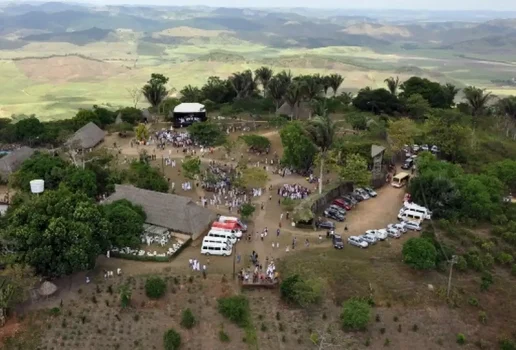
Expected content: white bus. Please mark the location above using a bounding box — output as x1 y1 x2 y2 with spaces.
391 172 410 188
200 241 232 256
398 209 424 222
206 230 238 244
403 202 432 219
202 236 233 247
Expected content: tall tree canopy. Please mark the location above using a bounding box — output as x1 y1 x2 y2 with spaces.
280 121 318 172
142 73 169 107
254 67 274 93
384 76 400 95
103 199 146 249
462 86 494 117
352 87 402 115
400 77 457 109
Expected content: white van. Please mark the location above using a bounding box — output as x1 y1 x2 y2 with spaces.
200 241 232 256
403 202 432 219
210 227 243 239
207 230 238 244
404 221 422 231
398 209 424 222
202 236 233 247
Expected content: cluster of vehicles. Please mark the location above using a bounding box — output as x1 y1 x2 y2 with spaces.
401 144 439 170
200 216 247 256
319 187 378 225
345 201 431 249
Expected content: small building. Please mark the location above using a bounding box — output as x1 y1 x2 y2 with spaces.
66 122 106 150
0 146 35 181
103 184 216 240
172 103 207 128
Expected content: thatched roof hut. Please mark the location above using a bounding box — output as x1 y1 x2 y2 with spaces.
66 122 106 149
0 147 34 181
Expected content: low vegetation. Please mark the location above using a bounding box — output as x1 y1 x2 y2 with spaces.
144 276 167 299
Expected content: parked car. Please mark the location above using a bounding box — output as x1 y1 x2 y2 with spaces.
388 223 407 233
342 195 358 206
316 220 336 230
348 236 368 248
431 145 439 153
363 232 379 244
375 229 389 241
350 192 365 202
404 221 422 231
386 227 401 239
355 188 370 200
332 234 344 249
323 209 345 222
329 205 346 216
421 144 429 152
401 158 414 170
412 144 420 152
363 187 377 197
332 199 351 211
360 234 377 245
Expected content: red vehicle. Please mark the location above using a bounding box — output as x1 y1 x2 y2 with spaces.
212 221 239 231
332 199 351 211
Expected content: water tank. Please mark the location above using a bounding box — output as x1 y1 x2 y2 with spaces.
30 179 45 194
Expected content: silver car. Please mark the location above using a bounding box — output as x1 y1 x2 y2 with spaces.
348 236 369 248
388 223 407 233
386 227 401 239
361 234 377 245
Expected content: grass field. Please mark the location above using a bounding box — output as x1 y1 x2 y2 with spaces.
1 37 516 120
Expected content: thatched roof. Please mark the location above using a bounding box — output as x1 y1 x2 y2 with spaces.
66 122 106 149
371 145 386 158
38 281 57 296
103 185 216 238
0 147 35 178
276 101 311 120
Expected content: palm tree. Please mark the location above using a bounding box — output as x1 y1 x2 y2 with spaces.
384 76 400 96
463 86 494 117
300 76 323 119
229 70 257 99
305 101 336 194
322 75 332 96
267 76 288 111
179 85 201 102
284 82 302 120
254 66 274 94
328 74 344 96
499 96 516 119
142 73 169 107
276 70 293 87
443 83 460 107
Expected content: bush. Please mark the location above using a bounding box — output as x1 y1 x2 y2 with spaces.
468 297 479 307
455 256 468 271
402 237 437 270
180 308 196 329
478 311 487 324
496 252 514 265
464 251 485 272
499 338 516 350
279 274 323 307
340 298 371 331
480 272 493 292
163 329 181 350
217 295 250 327
145 276 167 299
482 253 495 269
456 333 466 345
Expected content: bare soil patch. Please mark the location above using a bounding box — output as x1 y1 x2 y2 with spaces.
15 56 128 83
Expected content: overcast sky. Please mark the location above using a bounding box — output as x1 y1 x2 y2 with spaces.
67 0 516 11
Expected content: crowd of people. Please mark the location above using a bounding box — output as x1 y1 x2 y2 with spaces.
238 251 278 284
278 183 311 200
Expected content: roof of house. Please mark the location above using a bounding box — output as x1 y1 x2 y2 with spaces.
174 103 206 113
0 147 35 176
371 145 386 158
276 101 310 120
66 122 106 149
103 184 216 236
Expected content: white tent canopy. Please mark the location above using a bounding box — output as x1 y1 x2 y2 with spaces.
173 103 206 113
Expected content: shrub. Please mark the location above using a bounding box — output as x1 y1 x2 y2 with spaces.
340 298 371 331
217 295 250 327
456 256 468 271
478 311 487 324
280 274 323 307
464 251 485 272
499 338 516 350
468 297 479 307
456 333 466 345
219 328 230 342
496 252 514 265
163 329 181 350
482 253 495 268
180 308 196 329
402 238 437 270
145 276 167 299
480 272 493 292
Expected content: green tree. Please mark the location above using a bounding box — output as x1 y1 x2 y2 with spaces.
229 70 257 99
254 66 274 94
400 77 457 109
0 265 36 327
267 76 288 110
164 329 182 350
463 86 494 118
135 123 149 141
284 82 303 120
305 106 337 194
125 161 168 192
239 134 271 152
11 152 68 191
217 295 250 327
279 274 323 307
159 98 181 117
425 110 472 162
182 156 201 180
103 199 146 249
352 87 402 115
118 107 142 125
13 116 45 145
73 109 100 129
497 96 516 119
240 203 256 220
339 154 371 187
63 167 97 198
142 73 169 107
300 76 323 119
6 186 109 277
384 76 400 95
201 76 236 104
486 160 516 193
340 298 371 330
180 308 196 329
402 238 437 270
180 85 202 102
187 122 226 146
328 73 344 96
280 121 317 172
119 284 132 308
388 118 419 154
145 276 167 299
404 93 431 120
